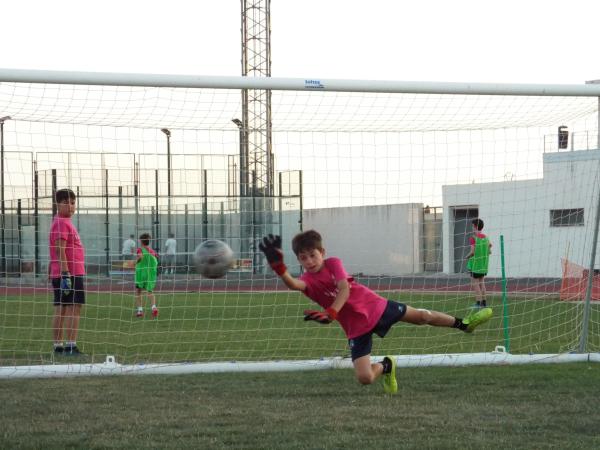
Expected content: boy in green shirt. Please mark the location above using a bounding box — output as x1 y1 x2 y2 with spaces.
466 218 492 308
135 233 159 318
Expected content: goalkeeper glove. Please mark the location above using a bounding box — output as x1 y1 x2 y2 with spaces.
259 234 287 276
60 271 73 295
303 307 338 324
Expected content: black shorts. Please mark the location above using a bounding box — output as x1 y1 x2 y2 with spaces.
52 276 86 305
469 272 487 279
348 300 407 361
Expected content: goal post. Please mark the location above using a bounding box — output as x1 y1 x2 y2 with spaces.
1 69 600 379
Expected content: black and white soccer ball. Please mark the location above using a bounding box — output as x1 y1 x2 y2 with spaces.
193 240 234 279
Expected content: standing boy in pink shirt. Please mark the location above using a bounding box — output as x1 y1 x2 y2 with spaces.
49 188 86 356
260 230 493 394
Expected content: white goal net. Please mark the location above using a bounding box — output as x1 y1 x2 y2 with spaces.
0 70 599 377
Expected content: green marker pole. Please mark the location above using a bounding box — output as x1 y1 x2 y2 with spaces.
500 235 510 352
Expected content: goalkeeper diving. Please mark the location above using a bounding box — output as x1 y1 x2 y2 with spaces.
260 230 493 394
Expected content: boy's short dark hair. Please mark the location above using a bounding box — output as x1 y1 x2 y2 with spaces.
139 233 151 246
292 229 324 256
55 188 76 204
472 218 484 231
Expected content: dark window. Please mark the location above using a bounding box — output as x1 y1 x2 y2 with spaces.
550 209 584 227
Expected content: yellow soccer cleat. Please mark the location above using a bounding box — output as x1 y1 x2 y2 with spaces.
382 356 398 394
463 307 493 333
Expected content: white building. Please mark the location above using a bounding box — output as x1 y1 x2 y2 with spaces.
442 148 600 278
303 203 423 276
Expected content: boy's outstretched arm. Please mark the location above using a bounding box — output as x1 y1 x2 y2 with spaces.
304 279 349 324
259 234 306 292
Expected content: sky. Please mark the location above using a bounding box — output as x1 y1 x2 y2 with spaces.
1 0 599 212
1 0 600 84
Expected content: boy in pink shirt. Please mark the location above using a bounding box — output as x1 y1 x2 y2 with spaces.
49 188 86 356
260 230 493 394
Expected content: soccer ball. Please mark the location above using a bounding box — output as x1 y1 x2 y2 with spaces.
193 240 234 279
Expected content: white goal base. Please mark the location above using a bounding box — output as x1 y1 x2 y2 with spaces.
1 349 598 379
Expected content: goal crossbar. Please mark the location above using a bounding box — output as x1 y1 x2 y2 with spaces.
2 68 600 97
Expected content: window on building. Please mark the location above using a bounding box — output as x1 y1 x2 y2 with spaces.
550 209 584 227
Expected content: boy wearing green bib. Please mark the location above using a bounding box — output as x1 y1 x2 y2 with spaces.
466 218 492 308
135 233 159 318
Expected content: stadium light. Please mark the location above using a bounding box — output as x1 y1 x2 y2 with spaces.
160 128 172 235
232 119 247 197
0 115 11 277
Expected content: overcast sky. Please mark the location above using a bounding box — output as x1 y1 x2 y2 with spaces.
2 0 600 84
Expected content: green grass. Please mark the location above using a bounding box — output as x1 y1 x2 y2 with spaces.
1 291 598 366
2 363 600 449
1 291 599 448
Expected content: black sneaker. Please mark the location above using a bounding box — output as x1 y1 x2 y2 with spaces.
53 346 64 354
64 346 83 356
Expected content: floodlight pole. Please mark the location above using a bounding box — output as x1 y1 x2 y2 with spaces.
232 118 250 263
579 80 600 352
232 118 248 197
161 128 172 236
0 116 11 277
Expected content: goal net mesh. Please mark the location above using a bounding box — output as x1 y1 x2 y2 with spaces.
0 79 599 372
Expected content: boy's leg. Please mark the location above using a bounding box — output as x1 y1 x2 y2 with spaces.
149 292 158 317
401 305 492 333
52 305 65 349
479 278 487 306
401 305 455 327
353 356 397 394
135 288 144 316
64 304 82 343
349 332 397 394
51 279 65 352
63 304 83 355
471 276 482 303
353 355 384 385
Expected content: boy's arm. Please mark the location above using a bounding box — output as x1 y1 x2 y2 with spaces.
259 234 306 291
329 279 350 313
466 245 475 258
56 239 73 292
280 271 306 292
56 239 69 273
304 276 350 325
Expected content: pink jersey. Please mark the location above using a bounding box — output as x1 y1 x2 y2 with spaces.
299 257 388 339
137 246 158 258
469 232 487 246
49 216 86 277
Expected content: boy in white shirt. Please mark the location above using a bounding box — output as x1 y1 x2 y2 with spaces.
163 233 177 275
122 234 137 260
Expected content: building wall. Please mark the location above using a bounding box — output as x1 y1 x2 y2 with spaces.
303 203 423 276
442 149 600 278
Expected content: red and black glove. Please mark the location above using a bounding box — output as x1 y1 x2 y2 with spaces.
259 234 287 276
303 308 338 324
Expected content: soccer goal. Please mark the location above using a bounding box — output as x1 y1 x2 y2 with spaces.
0 69 599 378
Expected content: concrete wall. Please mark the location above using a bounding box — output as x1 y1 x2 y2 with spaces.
442 149 600 278
303 203 423 276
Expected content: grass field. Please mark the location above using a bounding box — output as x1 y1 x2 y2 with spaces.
2 363 600 449
1 290 599 367
1 290 600 448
